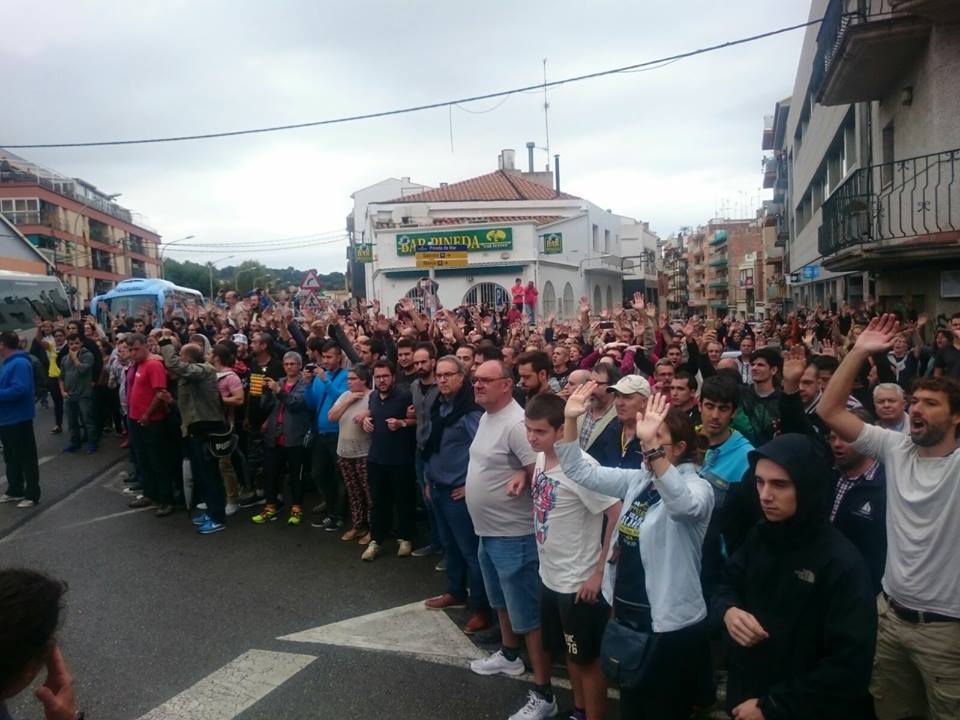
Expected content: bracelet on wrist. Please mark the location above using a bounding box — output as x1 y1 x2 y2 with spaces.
642 446 667 462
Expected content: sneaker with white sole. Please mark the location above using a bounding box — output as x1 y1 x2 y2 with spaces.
469 650 525 677
16 499 36 509
361 541 380 562
196 502 208 510
508 690 557 720
225 503 239 517
0 494 24 504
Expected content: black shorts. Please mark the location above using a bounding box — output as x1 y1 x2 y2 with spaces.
540 581 609 665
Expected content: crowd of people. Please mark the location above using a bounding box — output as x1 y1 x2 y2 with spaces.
0 286 958 720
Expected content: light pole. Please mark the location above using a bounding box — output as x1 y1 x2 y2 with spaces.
255 274 272 290
207 255 235 301
158 235 196 279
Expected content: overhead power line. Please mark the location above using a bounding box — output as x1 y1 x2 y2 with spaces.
162 229 347 248
165 234 348 254
3 18 822 150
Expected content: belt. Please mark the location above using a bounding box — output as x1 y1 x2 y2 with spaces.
884 593 960 624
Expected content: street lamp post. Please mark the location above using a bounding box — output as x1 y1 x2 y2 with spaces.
207 255 235 301
158 235 196 279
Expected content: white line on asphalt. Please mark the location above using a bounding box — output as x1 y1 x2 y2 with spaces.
136 649 316 720
0 455 54 484
278 600 620 697
0 506 154 545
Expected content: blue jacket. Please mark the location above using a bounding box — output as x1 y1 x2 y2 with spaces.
305 367 349 434
0 351 37 426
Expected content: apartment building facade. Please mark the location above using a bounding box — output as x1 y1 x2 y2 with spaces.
767 0 960 315
619 217 661 306
0 149 161 301
686 219 765 319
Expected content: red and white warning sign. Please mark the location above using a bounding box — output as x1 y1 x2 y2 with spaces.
300 269 321 291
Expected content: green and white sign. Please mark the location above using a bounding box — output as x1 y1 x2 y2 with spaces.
396 227 512 256
542 232 563 254
353 244 374 263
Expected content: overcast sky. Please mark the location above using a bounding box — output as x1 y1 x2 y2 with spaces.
2 0 810 271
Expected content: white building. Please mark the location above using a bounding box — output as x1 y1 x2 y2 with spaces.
619 217 661 305
768 0 960 315
357 151 628 317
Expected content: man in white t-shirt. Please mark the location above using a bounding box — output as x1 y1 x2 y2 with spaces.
525 393 618 720
465 360 552 720
817 314 960 720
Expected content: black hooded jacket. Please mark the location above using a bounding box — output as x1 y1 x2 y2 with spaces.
712 434 877 720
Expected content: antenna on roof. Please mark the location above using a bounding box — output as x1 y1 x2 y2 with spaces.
542 59 551 171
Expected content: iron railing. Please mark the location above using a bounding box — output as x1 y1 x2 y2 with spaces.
812 0 905 99
819 148 959 256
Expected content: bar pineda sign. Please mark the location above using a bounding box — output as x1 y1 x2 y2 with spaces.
396 227 512 256
542 232 563 254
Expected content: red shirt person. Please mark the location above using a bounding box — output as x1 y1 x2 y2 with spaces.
523 281 539 323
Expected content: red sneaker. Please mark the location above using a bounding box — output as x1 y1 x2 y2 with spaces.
424 593 466 610
462 611 492 635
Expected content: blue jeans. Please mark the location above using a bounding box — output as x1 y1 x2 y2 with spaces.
66 395 98 449
416 451 441 550
478 534 540 634
432 484 487 611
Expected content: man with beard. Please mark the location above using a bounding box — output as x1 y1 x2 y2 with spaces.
818 314 960 720
516 350 553 406
577 364 619 457
826 408 887 593
395 337 418 391
411 342 442 559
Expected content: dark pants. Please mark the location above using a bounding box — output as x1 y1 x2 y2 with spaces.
188 435 226 523
415 451 442 550
264 445 306 507
129 421 175 505
47 377 63 428
66 396 98 449
0 420 40 502
432 483 487 611
367 460 416 544
96 385 123 433
617 617 711 720
312 433 344 519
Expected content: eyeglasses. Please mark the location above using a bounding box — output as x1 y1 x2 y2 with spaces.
435 372 462 379
472 376 511 386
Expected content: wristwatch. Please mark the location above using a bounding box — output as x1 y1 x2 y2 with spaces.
643 446 666 462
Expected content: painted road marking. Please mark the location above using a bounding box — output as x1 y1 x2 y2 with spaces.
279 600 487 665
137 649 316 720
0 506 155 544
279 601 626 698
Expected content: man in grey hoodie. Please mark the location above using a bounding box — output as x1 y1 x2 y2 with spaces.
59 333 97 454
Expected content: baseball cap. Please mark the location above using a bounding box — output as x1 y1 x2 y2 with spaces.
231 333 249 346
607 375 652 397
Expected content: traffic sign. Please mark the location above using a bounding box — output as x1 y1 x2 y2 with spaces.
416 257 469 269
300 269 321 290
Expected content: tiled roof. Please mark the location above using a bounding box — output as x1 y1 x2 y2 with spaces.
374 215 563 229
385 170 579 203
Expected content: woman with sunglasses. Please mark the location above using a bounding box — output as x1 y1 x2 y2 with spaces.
559 382 714 719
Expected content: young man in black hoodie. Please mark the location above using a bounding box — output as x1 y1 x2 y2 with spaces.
713 433 877 720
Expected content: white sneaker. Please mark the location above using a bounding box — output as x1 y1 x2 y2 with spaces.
469 650 525 677
361 541 380 562
0 494 24 504
196 502 208 510
16 499 36 509
508 690 557 720
225 503 239 517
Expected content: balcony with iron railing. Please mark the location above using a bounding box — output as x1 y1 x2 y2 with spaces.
819 148 960 269
811 0 931 106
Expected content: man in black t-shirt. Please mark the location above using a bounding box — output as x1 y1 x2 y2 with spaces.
933 312 960 380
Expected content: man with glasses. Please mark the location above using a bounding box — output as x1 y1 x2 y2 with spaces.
422 356 489 634
576 364 619 455
465 361 556 720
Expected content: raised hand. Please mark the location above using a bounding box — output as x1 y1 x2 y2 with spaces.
854 313 900 354
636 392 669 446
917 312 929 327
819 338 836 357
782 344 807 388
564 381 595 419
579 296 591 315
